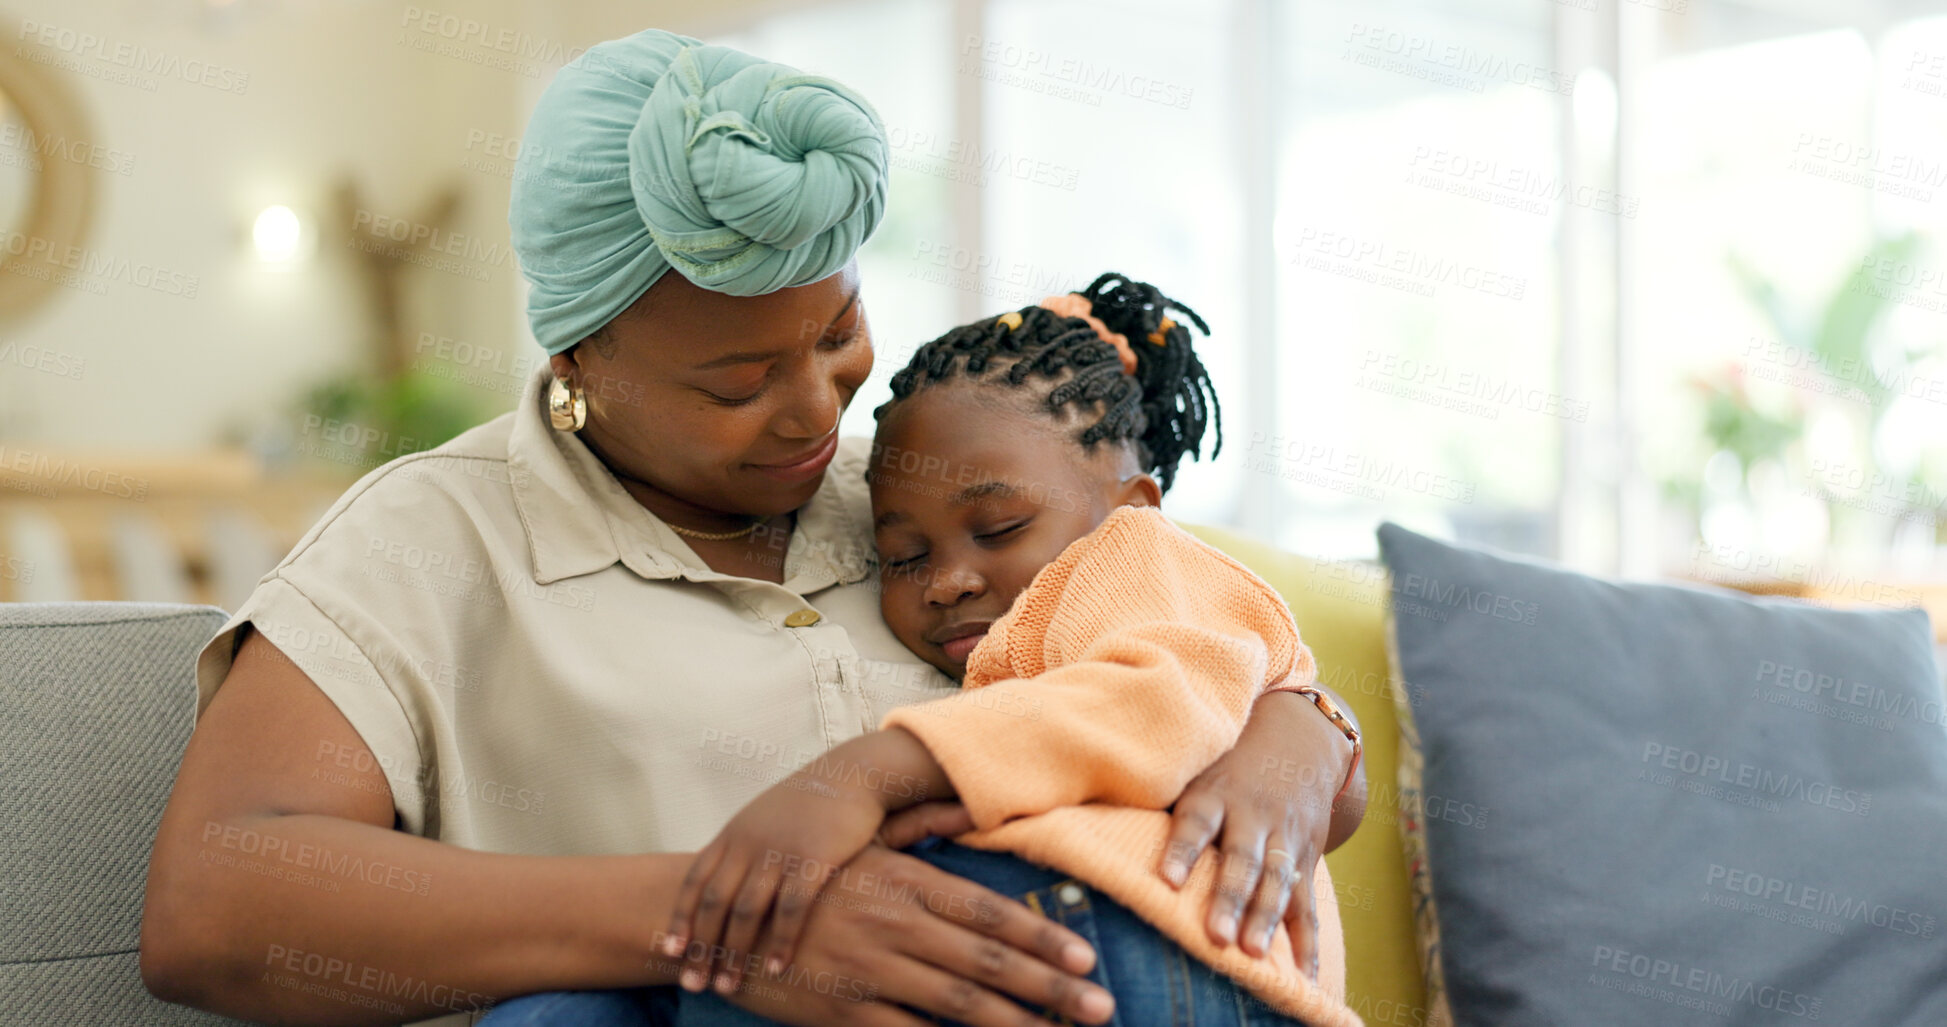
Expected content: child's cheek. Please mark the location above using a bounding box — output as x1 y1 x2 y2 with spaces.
878 571 917 640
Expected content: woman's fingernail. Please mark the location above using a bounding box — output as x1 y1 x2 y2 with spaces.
680 969 704 991
715 972 735 994
766 956 784 977
662 934 686 957
1162 863 1185 886
1214 914 1237 942
1079 988 1114 1019
1061 941 1095 972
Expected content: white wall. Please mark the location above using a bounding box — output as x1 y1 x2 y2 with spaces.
0 0 798 450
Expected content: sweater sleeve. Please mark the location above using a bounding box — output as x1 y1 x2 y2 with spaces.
878 507 1316 831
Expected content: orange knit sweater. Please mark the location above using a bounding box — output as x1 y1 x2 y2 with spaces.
880 506 1362 1027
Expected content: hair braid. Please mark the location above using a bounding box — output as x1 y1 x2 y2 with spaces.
873 272 1222 494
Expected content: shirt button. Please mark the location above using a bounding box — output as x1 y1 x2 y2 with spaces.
1057 883 1085 906
784 608 822 628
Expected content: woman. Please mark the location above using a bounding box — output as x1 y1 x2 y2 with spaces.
139 28 1365 1027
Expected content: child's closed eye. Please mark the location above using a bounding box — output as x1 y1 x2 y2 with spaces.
977 520 1031 544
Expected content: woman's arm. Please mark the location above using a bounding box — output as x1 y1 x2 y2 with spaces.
1240 684 1367 852
1156 681 1366 977
658 727 957 996
142 629 1111 1027
141 628 687 1024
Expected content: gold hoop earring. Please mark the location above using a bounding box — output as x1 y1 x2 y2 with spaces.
548 376 587 432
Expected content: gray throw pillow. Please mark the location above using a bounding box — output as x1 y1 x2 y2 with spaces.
1377 523 1947 1027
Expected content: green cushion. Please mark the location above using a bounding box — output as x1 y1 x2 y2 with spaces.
1185 523 1426 1025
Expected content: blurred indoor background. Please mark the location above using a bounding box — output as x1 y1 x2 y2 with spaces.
0 0 1942 630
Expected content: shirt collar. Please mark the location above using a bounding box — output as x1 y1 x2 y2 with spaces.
780 437 875 593
507 366 874 590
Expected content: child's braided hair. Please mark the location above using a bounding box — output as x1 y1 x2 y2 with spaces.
872 273 1221 495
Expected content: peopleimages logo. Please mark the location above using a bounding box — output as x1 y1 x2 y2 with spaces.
0 122 137 176
1292 228 1530 302
1753 659 1947 730
0 230 200 298
1705 863 1936 939
1689 541 1921 608
1588 944 1821 1019
0 445 148 500
884 125 1082 192
1639 741 1871 816
200 821 432 896
15 20 251 94
1405 145 1639 218
1390 572 1538 626
1342 24 1576 96
349 210 514 272
957 34 1195 110
398 6 588 65
0 341 86 381
263 945 491 1016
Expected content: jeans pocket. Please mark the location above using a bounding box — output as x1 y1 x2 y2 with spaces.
1012 879 1119 1027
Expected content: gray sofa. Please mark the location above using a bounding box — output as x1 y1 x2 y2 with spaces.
0 602 250 1025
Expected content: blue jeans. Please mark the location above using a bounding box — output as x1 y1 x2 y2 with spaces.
479 838 1306 1027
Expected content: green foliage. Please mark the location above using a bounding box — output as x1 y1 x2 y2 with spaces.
1696 376 1799 471
299 367 493 469
1729 233 1919 422
1678 233 1943 544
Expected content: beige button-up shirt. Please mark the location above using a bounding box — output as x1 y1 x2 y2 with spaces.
196 367 959 860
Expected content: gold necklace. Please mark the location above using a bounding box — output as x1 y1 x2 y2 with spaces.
665 518 768 541
598 456 771 541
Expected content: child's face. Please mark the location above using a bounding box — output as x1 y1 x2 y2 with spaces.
869 383 1157 680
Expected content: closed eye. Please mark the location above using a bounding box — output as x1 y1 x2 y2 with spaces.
977 521 1029 543
704 387 765 406
707 334 854 404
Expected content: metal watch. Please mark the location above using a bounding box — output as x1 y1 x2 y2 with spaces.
1289 684 1363 801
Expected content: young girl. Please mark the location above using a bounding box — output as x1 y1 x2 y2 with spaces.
483 277 1363 1027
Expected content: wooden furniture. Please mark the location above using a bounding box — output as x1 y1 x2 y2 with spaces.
1686 572 1947 644
0 448 356 609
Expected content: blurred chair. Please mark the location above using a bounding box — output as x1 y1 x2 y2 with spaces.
6 508 80 602
0 449 353 605
203 508 282 613
111 511 195 604
0 601 251 1024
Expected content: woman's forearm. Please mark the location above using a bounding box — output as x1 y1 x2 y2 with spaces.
1311 683 1368 850
143 629 699 1025
143 808 693 1025
1251 687 1367 852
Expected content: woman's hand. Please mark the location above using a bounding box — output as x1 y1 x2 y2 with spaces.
664 770 889 997
1157 688 1364 979
713 842 1115 1027
665 729 958 997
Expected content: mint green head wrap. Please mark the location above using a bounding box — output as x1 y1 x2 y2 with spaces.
510 29 888 355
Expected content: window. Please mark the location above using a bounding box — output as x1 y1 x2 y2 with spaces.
1271 0 1564 558
713 0 1947 575
1632 9 1947 582
714 0 957 442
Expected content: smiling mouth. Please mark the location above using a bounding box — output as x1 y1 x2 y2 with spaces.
756 436 833 468
750 433 839 478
